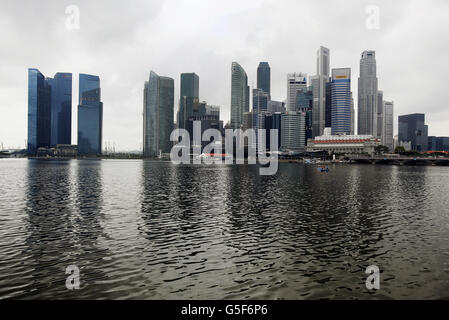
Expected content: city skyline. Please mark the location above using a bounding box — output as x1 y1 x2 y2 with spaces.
2 0 449 150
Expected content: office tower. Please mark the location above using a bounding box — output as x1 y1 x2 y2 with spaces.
143 71 174 157
49 73 72 146
350 95 355 135
376 90 384 141
230 62 249 129
325 81 332 128
265 112 282 150
296 87 313 140
267 100 285 113
177 73 199 129
312 46 330 138
398 113 428 152
286 73 307 112
330 68 352 135
185 102 221 149
27 68 51 155
383 100 394 152
358 50 378 136
252 88 269 113
257 62 271 97
428 136 449 151
281 112 306 151
78 74 103 155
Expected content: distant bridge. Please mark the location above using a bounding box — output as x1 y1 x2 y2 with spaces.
349 156 449 166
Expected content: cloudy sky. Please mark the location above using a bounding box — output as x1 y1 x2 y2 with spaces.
1 0 448 150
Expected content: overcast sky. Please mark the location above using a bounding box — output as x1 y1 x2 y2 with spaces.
1 0 448 150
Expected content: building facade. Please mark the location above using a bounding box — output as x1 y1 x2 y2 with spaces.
252 88 269 113
307 133 380 155
398 113 428 152
281 112 306 151
330 68 351 135
78 74 103 155
143 71 174 157
382 100 394 152
286 72 307 112
312 46 330 138
230 62 249 129
177 73 199 130
257 62 271 97
358 50 378 136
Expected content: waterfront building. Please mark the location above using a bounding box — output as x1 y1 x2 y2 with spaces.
307 132 380 155
281 112 306 151
143 71 174 157
286 72 307 112
177 73 199 129
398 113 428 152
312 46 330 138
50 73 72 147
27 68 52 155
185 102 222 149
252 88 269 113
382 101 394 152
230 62 249 129
376 90 384 142
78 74 103 155
428 136 449 151
330 68 351 135
358 50 378 136
257 62 271 97
350 95 355 135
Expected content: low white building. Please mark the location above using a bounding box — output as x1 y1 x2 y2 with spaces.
307 132 380 155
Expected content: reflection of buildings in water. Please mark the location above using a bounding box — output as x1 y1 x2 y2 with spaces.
23 160 76 298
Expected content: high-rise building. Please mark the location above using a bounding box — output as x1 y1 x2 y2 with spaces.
325 81 332 128
143 71 174 157
383 100 394 152
312 46 330 138
350 95 355 135
286 73 307 112
49 73 72 146
376 91 384 141
398 113 428 152
230 62 249 129
257 62 270 97
27 68 51 155
428 136 449 151
330 68 352 135
281 112 306 151
267 100 285 114
358 50 378 136
78 74 103 155
296 87 313 140
265 112 282 150
252 88 269 113
177 73 199 129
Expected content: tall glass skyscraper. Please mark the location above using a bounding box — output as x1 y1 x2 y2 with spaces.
143 71 174 157
398 113 428 152
230 62 249 129
257 62 270 97
358 50 378 136
50 73 72 146
286 73 307 113
312 46 330 138
178 73 199 129
331 68 351 135
383 101 394 152
252 88 269 113
27 68 51 155
78 74 103 155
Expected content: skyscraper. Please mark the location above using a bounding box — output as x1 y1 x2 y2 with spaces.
312 46 330 138
398 113 428 152
178 73 199 129
281 112 306 151
383 101 394 152
376 90 384 142
358 50 378 136
331 68 352 135
27 68 51 155
50 73 72 146
296 87 313 140
257 62 270 97
230 62 249 129
78 74 103 155
143 71 174 157
286 73 307 113
252 88 269 113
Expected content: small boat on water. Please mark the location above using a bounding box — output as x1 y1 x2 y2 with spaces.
318 166 329 172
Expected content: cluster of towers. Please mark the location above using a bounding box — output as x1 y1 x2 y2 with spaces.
27 69 102 156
